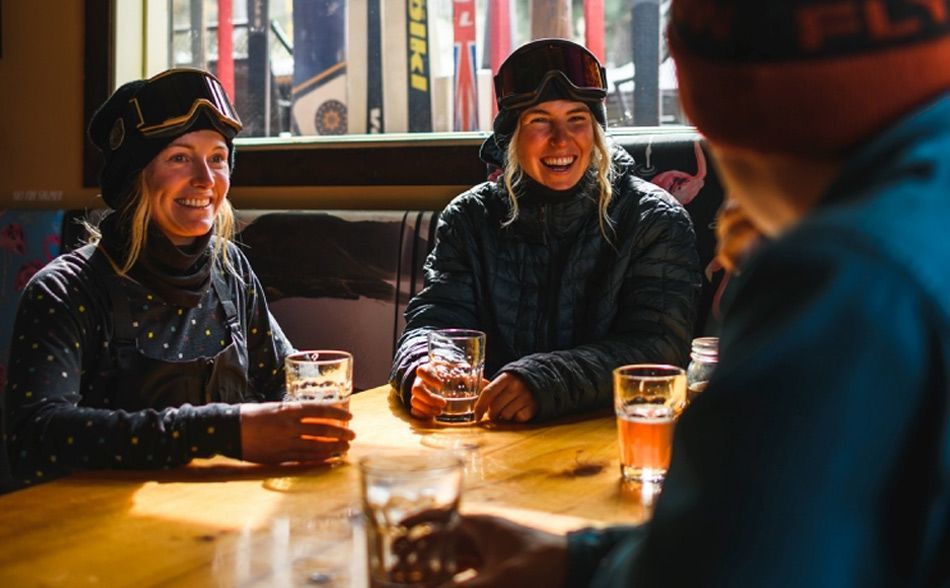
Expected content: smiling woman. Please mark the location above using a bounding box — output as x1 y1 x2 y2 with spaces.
2 68 356 490
389 39 702 425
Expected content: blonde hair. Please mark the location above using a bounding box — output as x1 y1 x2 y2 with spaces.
87 173 237 276
501 115 615 241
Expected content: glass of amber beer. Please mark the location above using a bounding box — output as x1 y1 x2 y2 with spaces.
614 364 688 483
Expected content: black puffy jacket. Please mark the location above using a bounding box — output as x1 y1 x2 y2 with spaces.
390 142 701 421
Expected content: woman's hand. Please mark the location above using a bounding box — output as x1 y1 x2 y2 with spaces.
475 373 538 423
410 362 449 419
239 401 354 465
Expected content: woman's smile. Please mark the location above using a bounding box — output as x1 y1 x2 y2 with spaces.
176 196 213 209
541 155 578 174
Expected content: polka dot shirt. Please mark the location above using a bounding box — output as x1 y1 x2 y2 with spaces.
3 242 293 486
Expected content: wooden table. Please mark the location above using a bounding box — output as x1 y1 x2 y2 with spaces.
0 385 657 587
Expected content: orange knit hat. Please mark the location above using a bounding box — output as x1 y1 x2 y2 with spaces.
668 0 950 156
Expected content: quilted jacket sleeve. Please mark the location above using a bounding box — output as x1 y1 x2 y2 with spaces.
389 192 485 405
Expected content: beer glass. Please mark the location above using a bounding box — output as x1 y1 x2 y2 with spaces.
285 350 353 431
427 329 486 424
614 364 687 483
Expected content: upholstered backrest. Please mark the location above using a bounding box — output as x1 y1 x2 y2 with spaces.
0 210 65 493
615 133 725 335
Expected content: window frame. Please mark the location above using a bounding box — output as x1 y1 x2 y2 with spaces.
83 0 492 200
83 0 689 208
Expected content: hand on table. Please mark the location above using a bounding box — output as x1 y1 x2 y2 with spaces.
239 401 354 465
475 372 538 423
438 514 568 588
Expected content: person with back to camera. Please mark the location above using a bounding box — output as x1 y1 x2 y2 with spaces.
389 39 701 424
414 1 950 586
2 68 354 489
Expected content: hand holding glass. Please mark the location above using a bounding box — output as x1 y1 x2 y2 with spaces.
426 329 486 424
360 452 464 587
614 364 687 484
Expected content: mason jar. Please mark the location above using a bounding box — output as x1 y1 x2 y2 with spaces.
687 337 719 402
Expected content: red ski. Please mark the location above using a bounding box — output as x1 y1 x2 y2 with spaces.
453 0 479 131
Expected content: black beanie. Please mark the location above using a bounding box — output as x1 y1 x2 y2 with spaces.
483 39 608 160
87 71 239 210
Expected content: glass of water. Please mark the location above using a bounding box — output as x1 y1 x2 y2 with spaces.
426 329 486 424
359 452 464 587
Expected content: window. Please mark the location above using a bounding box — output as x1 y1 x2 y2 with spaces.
85 0 686 202
157 0 682 137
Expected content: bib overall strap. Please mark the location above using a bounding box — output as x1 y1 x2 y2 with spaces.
209 263 239 330
78 244 138 345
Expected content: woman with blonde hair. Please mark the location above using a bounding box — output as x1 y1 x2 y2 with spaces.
3 69 353 489
391 39 700 423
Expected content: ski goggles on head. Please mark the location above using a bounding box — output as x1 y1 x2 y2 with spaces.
129 68 242 138
494 39 607 110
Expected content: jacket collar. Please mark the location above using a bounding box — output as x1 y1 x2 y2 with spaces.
501 170 599 243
